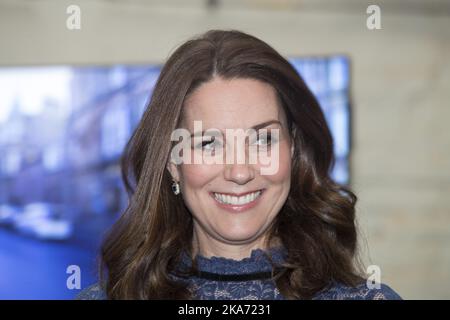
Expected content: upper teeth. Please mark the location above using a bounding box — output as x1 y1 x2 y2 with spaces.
213 191 262 205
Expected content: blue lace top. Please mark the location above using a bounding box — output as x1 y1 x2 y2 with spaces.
75 247 402 300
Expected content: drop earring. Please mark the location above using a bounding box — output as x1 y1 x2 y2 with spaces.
171 180 180 195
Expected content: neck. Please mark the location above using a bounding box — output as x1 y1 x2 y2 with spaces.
191 228 281 261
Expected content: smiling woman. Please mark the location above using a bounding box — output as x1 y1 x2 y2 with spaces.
76 29 401 300
167 77 293 253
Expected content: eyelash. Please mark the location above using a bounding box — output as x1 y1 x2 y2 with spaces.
256 134 272 146
195 134 274 149
195 138 219 150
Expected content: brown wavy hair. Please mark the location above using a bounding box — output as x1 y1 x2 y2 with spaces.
100 29 364 299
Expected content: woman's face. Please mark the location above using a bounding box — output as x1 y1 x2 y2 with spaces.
167 77 293 253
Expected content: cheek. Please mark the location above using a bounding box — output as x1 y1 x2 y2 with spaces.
259 142 292 182
180 164 222 189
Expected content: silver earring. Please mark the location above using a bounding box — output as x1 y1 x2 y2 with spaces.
171 180 180 195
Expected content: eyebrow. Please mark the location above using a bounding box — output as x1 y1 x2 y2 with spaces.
251 120 282 131
190 120 282 138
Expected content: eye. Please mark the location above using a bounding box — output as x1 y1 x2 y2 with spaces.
195 137 221 150
256 134 272 146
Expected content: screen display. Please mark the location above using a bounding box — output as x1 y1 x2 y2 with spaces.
0 57 351 298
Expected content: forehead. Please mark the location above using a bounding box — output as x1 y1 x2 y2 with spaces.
182 77 286 129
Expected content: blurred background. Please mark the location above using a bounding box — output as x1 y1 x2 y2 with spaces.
0 0 449 299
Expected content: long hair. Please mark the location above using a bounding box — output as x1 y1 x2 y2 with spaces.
100 29 364 299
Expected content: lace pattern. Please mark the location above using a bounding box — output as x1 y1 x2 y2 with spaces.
75 248 402 300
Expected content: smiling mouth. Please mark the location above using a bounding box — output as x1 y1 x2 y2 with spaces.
211 189 264 206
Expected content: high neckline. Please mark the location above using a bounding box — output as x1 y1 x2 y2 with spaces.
178 246 287 276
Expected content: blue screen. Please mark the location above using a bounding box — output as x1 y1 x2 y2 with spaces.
0 57 351 299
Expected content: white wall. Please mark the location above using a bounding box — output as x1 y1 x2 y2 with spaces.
1 0 449 299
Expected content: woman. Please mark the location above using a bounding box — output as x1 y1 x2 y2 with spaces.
77 30 401 300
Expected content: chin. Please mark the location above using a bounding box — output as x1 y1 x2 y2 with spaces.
217 226 264 243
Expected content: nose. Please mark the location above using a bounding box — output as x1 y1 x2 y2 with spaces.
222 134 256 184
223 163 255 185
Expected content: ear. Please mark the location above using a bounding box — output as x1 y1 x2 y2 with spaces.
166 158 180 182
